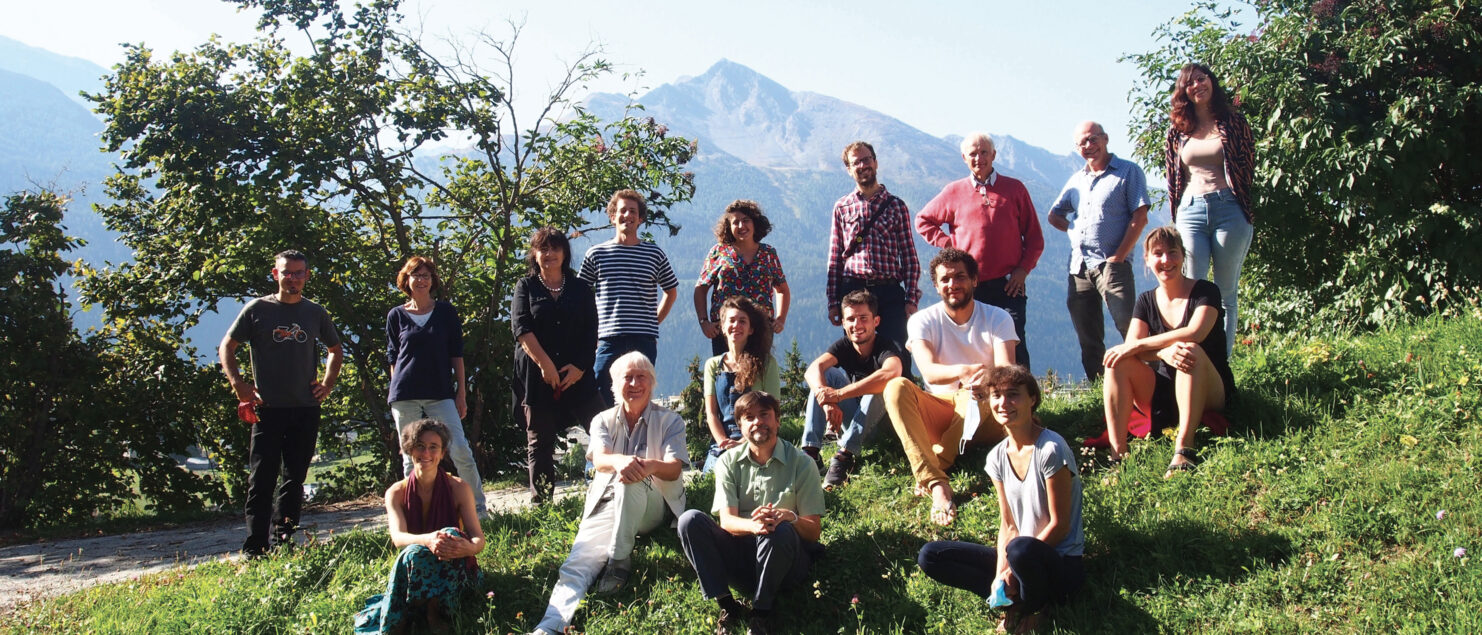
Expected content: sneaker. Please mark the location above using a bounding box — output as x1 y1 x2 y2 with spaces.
824 451 855 489
594 557 632 594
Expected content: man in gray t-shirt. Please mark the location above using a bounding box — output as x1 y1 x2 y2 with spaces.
220 249 343 557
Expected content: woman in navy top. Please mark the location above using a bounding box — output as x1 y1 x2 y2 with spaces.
1102 226 1235 478
386 256 485 515
512 227 601 504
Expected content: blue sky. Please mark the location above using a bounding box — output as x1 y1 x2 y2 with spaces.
1 0 1241 153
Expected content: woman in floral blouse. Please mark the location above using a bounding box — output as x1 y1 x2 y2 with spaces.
693 199 791 355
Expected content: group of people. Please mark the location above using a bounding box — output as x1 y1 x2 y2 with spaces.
218 62 1252 633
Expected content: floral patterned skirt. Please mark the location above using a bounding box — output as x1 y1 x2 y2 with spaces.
355 528 480 633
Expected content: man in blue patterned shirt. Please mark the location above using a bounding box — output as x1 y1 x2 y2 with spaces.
826 141 922 376
1047 122 1151 381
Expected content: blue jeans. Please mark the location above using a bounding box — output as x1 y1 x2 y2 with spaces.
1176 189 1253 355
593 335 658 409
799 366 874 456
390 399 486 514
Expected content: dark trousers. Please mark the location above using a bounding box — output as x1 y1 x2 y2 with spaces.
523 395 602 502
678 509 814 611
917 537 1083 614
974 277 1031 371
593 335 658 409
1067 261 1135 381
244 405 321 551
838 277 912 375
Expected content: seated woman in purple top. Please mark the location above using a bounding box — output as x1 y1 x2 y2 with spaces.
1102 226 1236 479
386 256 485 515
512 227 602 504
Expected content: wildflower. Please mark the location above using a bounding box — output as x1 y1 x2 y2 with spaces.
486 591 495 600
1456 548 1468 558
851 594 860 606
1241 338 1254 346
1437 510 1447 520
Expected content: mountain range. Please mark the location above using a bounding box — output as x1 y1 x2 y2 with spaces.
0 38 1170 394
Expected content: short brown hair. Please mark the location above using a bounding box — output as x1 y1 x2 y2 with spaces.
713 199 773 243
275 249 307 266
840 289 878 316
841 141 875 167
399 418 451 456
986 365 1041 413
396 256 442 296
606 189 647 221
734 390 780 420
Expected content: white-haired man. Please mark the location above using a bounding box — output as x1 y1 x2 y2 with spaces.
531 351 689 635
915 132 1043 370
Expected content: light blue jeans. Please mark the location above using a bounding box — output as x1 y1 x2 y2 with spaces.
390 399 486 514
800 366 874 456
1176 188 1253 355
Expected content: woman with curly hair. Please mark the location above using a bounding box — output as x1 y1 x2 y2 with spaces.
1165 63 1256 355
694 200 791 356
700 296 779 473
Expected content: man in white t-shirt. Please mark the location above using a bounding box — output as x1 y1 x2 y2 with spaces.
883 248 1018 526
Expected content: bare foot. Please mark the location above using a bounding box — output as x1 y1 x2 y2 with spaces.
928 481 956 526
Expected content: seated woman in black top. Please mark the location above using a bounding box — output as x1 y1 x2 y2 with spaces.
1102 226 1235 478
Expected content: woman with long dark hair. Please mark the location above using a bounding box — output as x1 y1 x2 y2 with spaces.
700 296 779 473
1165 62 1255 355
694 199 791 355
1102 227 1236 478
512 227 602 503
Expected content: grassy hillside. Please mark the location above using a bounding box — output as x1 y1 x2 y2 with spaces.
5 313 1479 634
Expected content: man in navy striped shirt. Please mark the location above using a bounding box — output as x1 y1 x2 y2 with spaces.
580 190 680 408
1046 121 1151 382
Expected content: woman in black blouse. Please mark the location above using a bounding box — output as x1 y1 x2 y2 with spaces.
1102 226 1235 479
512 227 602 503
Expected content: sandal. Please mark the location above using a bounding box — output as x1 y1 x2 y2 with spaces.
1164 448 1200 479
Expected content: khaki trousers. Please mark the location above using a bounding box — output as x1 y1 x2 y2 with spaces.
883 377 1005 488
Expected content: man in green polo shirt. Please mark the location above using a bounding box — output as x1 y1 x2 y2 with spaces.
678 391 825 635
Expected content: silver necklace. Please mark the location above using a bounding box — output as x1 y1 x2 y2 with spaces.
540 274 564 295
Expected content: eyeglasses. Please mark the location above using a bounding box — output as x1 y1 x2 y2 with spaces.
276 269 309 279
410 273 433 280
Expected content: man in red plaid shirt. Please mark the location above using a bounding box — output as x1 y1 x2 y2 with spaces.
826 141 922 384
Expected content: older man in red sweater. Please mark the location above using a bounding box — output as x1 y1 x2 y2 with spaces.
915 132 1043 370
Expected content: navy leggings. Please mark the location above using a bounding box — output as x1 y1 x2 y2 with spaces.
917 537 1083 614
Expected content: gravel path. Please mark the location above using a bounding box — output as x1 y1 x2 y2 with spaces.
0 483 582 612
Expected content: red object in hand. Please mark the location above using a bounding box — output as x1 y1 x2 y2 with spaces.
237 401 259 424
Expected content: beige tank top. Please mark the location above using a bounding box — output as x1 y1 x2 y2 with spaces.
1180 134 1229 195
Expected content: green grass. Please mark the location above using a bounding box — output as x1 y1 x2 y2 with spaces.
5 314 1481 634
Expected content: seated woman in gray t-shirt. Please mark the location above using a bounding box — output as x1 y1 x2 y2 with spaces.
917 365 1084 633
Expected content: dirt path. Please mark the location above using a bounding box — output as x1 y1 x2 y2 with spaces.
0 483 581 612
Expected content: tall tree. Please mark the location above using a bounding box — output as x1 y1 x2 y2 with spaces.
81 0 695 493
1126 0 1482 330
0 191 222 528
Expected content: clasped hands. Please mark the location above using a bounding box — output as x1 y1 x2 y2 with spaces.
749 503 797 535
538 361 585 391
428 528 474 561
